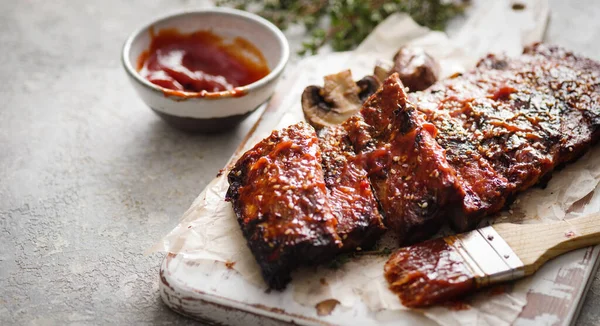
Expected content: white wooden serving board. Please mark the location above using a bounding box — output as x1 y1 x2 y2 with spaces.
159 53 600 326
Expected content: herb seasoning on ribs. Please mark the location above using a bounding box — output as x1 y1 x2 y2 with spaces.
409 43 600 232
343 73 460 245
318 125 386 250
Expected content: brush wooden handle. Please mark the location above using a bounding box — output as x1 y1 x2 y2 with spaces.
493 213 600 275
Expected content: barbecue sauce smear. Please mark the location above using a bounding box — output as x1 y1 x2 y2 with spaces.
384 238 475 308
137 28 270 94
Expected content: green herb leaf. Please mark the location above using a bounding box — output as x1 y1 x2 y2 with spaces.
216 0 468 55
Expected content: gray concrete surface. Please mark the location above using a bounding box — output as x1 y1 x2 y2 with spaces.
0 0 598 325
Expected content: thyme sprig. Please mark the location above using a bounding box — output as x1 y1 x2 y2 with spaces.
216 0 468 55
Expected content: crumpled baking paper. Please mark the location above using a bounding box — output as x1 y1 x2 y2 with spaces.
150 1 600 325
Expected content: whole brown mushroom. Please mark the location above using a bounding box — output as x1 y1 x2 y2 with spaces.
374 46 440 92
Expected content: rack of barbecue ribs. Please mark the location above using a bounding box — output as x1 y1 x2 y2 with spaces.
226 43 600 289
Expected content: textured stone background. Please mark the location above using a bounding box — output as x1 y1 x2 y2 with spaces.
0 0 598 325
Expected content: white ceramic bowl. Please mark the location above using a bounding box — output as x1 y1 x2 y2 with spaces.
122 8 289 132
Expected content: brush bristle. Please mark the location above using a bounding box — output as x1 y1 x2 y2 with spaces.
384 237 476 308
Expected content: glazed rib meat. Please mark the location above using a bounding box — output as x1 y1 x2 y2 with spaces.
318 125 386 250
343 74 460 244
227 44 600 287
226 122 342 289
408 43 600 231
343 44 600 242
226 122 386 289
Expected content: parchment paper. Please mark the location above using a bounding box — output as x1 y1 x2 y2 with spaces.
151 1 600 325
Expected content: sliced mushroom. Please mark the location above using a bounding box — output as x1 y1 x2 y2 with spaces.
302 70 380 130
374 46 440 92
356 75 380 102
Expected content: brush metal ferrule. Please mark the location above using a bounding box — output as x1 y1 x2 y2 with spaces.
446 226 525 288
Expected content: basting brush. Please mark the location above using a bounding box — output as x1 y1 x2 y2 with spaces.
384 212 600 308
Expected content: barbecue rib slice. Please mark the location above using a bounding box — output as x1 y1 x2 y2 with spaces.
408 43 600 231
226 122 342 289
343 74 460 244
227 122 386 288
318 125 386 250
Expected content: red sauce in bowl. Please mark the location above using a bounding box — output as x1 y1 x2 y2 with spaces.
137 28 270 95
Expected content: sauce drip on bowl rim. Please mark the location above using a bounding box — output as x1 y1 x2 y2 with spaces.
137 27 270 98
